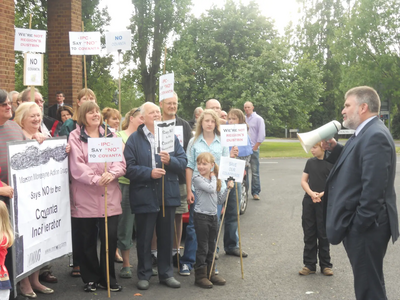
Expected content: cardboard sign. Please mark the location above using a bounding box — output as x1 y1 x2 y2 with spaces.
174 125 184 147
88 138 123 162
219 157 246 183
105 31 132 53
220 124 248 146
23 53 44 86
7 138 72 279
69 32 101 55
154 120 175 153
159 73 174 102
14 28 46 53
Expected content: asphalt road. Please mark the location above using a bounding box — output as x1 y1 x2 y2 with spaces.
14 158 400 300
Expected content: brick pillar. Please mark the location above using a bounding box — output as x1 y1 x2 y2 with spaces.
0 0 15 92
48 0 82 107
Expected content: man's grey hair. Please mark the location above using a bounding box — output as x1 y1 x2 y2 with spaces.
193 107 203 118
345 86 380 113
140 101 160 116
20 87 40 102
8 91 19 99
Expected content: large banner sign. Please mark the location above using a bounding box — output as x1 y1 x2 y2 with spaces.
69 31 101 55
7 138 72 280
14 28 47 53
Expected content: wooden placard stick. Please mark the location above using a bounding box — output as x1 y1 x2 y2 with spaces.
104 121 111 297
82 21 88 89
161 46 167 218
235 182 244 279
118 49 122 113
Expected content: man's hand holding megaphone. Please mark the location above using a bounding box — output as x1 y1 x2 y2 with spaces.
321 138 338 151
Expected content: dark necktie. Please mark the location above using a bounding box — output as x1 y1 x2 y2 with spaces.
345 134 356 147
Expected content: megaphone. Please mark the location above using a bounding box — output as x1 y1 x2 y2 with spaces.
297 120 341 153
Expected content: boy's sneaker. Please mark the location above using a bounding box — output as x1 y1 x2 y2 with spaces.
98 283 123 292
215 267 219 275
84 282 97 292
322 267 333 276
299 266 316 276
179 264 190 276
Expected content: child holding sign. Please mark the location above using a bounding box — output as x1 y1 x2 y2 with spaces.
193 153 234 289
0 201 13 299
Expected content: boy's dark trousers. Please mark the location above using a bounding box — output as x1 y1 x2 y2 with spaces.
193 212 218 269
302 196 332 271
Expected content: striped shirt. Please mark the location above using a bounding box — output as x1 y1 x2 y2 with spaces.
143 125 156 169
193 174 228 215
0 121 26 184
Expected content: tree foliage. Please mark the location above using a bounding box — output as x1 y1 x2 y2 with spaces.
169 1 324 135
125 0 192 103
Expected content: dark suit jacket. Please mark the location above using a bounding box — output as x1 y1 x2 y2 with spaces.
324 117 399 245
48 103 71 120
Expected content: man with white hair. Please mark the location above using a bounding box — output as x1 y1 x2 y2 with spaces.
124 102 187 290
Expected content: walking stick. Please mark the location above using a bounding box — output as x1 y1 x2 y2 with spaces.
209 188 232 280
104 122 111 297
235 182 244 279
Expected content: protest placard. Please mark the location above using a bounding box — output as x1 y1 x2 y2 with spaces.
219 157 246 183
155 120 175 153
23 53 44 86
88 138 123 163
69 31 101 55
105 31 132 53
174 125 184 147
220 124 248 147
159 73 174 102
14 28 46 53
7 138 72 280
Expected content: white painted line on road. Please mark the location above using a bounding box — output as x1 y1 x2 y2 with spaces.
260 162 278 164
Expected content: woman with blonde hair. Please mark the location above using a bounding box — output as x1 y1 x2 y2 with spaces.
116 108 143 277
102 108 121 132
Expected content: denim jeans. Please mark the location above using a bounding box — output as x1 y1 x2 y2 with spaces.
250 149 261 195
180 191 197 270
194 212 218 269
224 183 239 252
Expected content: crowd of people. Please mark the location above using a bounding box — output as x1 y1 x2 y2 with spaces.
2 85 394 300
0 88 266 297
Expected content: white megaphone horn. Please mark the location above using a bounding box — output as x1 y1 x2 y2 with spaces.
297 120 341 153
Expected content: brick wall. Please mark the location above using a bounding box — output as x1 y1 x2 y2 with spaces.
0 0 16 92
48 0 82 107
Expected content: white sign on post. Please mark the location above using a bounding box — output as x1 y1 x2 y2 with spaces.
14 28 47 53
7 138 72 280
155 120 176 154
220 124 248 147
105 31 132 53
219 157 246 183
23 53 44 86
174 125 184 147
88 138 123 162
69 32 101 55
159 73 174 102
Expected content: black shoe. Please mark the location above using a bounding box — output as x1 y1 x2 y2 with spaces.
84 282 97 292
172 253 181 268
98 283 123 292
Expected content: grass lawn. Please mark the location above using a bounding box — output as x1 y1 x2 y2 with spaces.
260 140 400 158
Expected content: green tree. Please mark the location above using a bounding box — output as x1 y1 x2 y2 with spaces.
125 0 192 103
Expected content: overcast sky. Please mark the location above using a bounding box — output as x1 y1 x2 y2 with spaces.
99 0 300 34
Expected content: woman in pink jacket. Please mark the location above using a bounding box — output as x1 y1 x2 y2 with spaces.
69 101 126 293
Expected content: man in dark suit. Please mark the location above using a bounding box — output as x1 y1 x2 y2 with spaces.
323 86 399 300
48 91 71 119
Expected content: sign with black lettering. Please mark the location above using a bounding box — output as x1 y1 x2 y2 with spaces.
154 120 175 153
219 157 246 183
14 28 46 53
23 53 44 86
69 31 101 55
220 124 248 146
7 137 71 281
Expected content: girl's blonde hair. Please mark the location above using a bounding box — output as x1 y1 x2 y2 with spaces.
72 88 97 121
0 202 14 248
193 109 221 142
196 152 222 192
121 107 141 130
